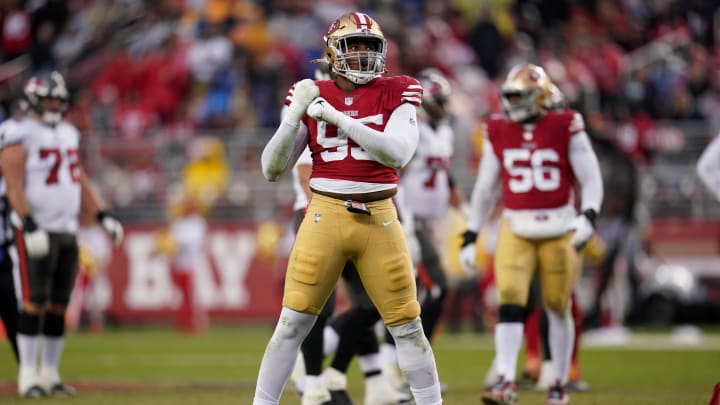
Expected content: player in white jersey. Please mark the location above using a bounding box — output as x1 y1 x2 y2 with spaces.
0 71 124 398
400 68 465 346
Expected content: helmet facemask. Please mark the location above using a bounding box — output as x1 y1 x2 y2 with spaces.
323 13 387 85
500 64 551 123
24 71 69 127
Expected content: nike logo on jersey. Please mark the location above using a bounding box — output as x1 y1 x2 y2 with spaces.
382 220 393 227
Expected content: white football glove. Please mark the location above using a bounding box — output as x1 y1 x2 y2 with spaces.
306 97 345 126
98 211 124 246
22 216 49 259
286 79 320 123
459 244 477 277
458 230 479 277
569 211 595 250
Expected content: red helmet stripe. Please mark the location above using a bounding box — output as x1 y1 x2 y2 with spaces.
352 12 372 30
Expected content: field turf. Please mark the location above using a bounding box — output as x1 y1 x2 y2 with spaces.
0 325 717 404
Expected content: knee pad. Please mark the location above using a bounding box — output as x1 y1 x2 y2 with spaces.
385 299 420 327
543 295 569 313
498 304 525 323
284 291 312 313
498 284 525 306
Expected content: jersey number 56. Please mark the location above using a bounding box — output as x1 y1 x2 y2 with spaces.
503 148 560 193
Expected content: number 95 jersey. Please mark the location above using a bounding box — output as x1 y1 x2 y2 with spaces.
3 119 81 233
290 75 422 185
485 110 584 210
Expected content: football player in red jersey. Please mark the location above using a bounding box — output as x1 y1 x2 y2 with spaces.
459 64 603 405
254 12 442 405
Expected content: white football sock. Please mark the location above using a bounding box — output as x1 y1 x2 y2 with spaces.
253 307 317 405
17 333 39 370
387 318 442 404
358 352 381 374
495 322 524 382
304 375 323 393
322 325 339 356
547 309 574 385
40 336 64 373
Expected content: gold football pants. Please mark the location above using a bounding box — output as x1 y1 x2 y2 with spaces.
494 218 578 312
283 193 419 326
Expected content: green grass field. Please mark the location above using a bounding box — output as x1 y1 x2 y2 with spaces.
0 326 717 404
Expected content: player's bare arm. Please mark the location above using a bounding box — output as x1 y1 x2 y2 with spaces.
79 169 124 246
0 143 30 217
78 169 105 217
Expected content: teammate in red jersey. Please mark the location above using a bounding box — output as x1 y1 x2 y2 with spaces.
254 12 442 405
459 64 603 405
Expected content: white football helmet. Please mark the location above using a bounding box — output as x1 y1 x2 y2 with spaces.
500 64 551 122
321 12 387 85
417 67 451 124
23 71 69 126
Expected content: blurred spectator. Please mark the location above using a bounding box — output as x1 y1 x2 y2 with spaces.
469 7 503 79
111 89 158 139
182 136 230 211
1 1 31 61
153 192 208 334
186 20 232 84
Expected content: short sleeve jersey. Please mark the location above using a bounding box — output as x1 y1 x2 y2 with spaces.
485 109 585 210
3 119 82 233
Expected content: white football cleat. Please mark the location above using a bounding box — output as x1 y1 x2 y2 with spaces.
535 361 556 391
18 366 46 398
301 385 332 405
364 374 413 405
382 364 409 393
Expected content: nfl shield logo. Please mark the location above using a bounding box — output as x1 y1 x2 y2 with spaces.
344 97 353 105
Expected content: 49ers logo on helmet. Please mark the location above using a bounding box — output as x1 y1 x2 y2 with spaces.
528 69 540 82
326 19 341 35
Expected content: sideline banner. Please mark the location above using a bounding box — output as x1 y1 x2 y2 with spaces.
104 223 288 323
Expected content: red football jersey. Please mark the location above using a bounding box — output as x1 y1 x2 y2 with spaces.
485 110 585 210
285 76 422 184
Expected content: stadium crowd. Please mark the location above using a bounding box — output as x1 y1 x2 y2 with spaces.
0 0 716 146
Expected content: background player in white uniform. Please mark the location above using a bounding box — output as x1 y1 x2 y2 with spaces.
255 12 442 405
400 68 465 345
0 71 124 398
459 64 603 405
